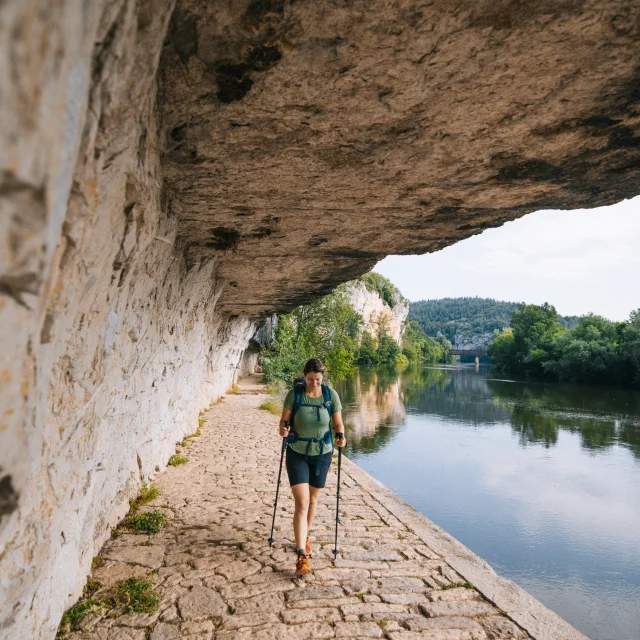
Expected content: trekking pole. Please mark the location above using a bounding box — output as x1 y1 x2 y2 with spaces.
268 421 289 546
332 434 344 558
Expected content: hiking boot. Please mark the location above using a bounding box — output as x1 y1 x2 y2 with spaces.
295 554 311 576
305 537 312 557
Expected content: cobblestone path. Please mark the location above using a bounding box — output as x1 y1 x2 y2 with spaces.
62 376 586 640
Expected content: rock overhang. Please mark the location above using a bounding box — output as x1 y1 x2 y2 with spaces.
159 0 640 316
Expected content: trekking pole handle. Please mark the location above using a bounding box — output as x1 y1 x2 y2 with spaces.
335 432 344 439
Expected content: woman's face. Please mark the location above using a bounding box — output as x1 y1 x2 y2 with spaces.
305 371 323 392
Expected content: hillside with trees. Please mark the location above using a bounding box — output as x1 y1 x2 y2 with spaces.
409 297 580 348
261 275 452 384
488 303 640 387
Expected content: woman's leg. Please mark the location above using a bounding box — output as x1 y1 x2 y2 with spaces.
307 485 321 533
291 483 310 551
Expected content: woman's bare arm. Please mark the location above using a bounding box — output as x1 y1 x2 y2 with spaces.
279 407 292 437
332 410 346 448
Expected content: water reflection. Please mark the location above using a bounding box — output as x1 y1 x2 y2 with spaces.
338 368 406 454
338 365 640 459
335 365 640 640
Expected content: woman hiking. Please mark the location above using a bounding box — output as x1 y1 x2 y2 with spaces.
279 358 346 576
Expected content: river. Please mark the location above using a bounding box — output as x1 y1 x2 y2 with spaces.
336 364 640 640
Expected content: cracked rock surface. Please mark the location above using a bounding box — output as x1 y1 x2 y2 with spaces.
61 376 585 640
160 0 640 314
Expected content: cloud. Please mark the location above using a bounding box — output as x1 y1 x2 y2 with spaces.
375 196 640 320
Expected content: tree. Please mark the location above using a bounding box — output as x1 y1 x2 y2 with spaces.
261 285 362 384
509 303 565 376
357 332 379 366
487 328 516 372
621 309 640 384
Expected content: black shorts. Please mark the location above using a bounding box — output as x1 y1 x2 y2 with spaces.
285 447 333 489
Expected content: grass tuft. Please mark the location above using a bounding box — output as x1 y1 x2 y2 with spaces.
168 454 188 466
112 577 159 613
259 400 281 416
59 599 104 631
128 512 167 534
129 484 160 513
441 581 474 591
181 426 201 447
228 384 240 394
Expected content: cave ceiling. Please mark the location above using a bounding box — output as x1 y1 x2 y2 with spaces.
159 0 640 316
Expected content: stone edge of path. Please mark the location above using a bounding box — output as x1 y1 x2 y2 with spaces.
339 455 589 640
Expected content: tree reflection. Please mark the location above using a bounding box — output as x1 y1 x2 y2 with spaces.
337 367 406 455
487 378 640 458
338 364 640 459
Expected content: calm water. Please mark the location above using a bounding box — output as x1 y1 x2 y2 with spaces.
336 365 640 640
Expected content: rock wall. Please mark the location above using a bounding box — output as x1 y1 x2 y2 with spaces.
0 2 254 638
346 281 409 344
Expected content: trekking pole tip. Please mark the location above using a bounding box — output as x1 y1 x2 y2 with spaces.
267 537 274 546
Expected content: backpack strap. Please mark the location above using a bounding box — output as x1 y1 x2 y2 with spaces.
321 383 333 421
286 382 335 471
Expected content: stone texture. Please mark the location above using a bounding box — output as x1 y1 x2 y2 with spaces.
160 0 640 316
345 281 408 344
150 623 181 640
334 621 383 638
0 3 257 638
103 545 165 569
178 586 228 620
421 601 496 618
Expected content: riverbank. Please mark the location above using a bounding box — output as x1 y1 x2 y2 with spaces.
59 375 587 640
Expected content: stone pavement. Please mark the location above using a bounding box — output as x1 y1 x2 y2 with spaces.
60 376 588 640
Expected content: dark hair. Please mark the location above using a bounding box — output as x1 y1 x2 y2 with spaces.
303 358 326 375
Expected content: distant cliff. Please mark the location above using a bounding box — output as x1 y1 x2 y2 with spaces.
346 276 409 344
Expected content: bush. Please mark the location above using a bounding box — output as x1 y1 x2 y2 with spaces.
360 272 406 309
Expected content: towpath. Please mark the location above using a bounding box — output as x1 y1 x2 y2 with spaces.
61 375 587 640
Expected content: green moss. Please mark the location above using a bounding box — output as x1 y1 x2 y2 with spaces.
168 454 188 466
128 512 168 534
441 581 474 590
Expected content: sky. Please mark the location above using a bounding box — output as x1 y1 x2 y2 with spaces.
374 196 640 321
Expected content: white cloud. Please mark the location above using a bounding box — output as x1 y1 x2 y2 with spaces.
375 197 640 320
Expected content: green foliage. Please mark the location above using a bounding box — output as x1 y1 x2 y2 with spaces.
128 484 160 513
376 333 401 364
261 285 362 384
400 320 454 364
259 400 281 415
59 599 104 632
128 511 168 534
357 331 379 366
58 577 159 637
488 304 640 387
112 577 159 613
167 454 188 467
409 297 579 346
360 272 407 309
487 328 516 371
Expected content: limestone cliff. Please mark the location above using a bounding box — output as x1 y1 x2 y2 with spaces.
1 1 639 637
346 281 409 344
